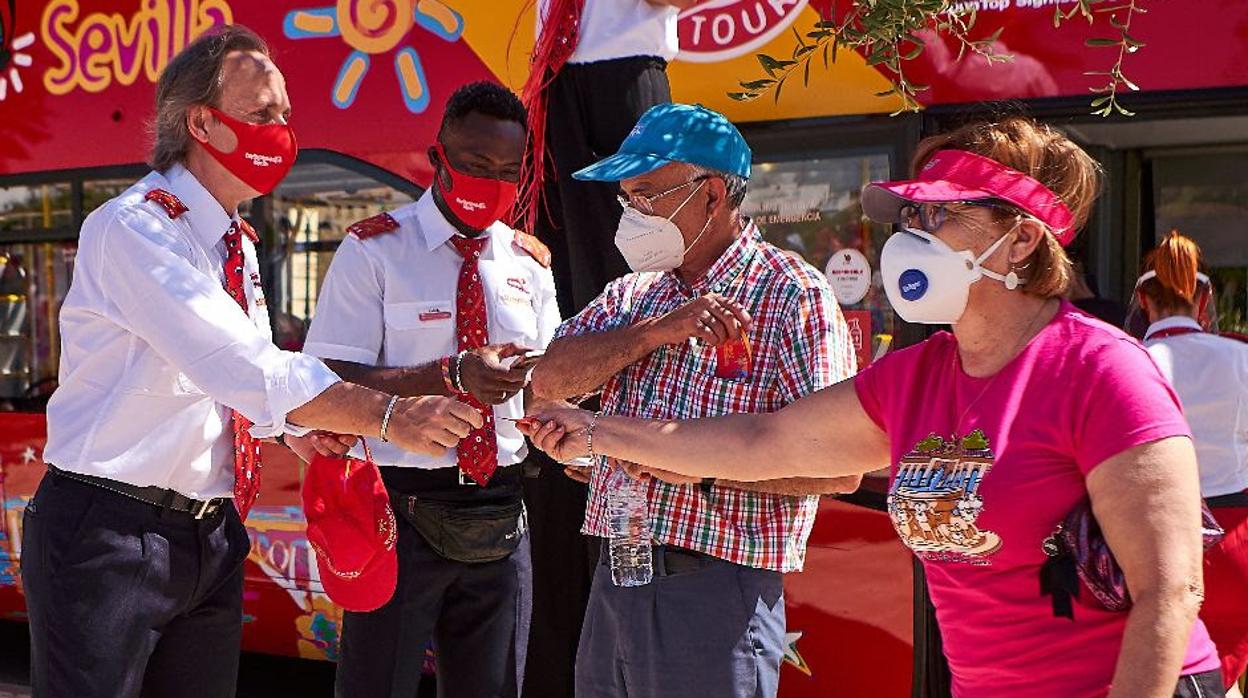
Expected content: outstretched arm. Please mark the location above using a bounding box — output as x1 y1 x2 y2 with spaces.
525 377 890 481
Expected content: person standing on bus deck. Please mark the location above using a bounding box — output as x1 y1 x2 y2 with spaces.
1138 232 1248 693
528 103 861 698
21 25 482 698
292 82 560 698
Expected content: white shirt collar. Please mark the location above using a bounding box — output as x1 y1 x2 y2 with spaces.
1145 315 1203 341
162 164 237 249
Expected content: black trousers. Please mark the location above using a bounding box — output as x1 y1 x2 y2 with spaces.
20 469 250 698
538 55 672 317
335 505 532 698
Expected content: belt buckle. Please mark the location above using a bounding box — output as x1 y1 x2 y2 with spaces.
193 499 214 520
457 469 478 487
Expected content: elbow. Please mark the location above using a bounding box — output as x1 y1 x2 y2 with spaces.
1131 574 1206 622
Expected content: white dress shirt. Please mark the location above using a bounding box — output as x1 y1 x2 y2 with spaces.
45 165 341 499
1145 315 1248 497
303 192 561 469
538 0 679 64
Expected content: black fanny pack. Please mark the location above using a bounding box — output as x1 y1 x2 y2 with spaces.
393 493 526 564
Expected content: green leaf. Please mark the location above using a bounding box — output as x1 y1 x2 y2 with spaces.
757 54 797 77
1121 74 1140 91
739 79 777 90
795 44 819 58
1122 33 1146 48
1085 37 1121 47
774 78 786 104
902 42 925 61
1091 95 1112 107
1113 101 1136 117
1053 5 1063 27
803 59 812 86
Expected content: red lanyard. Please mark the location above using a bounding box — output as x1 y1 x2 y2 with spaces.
1145 326 1203 341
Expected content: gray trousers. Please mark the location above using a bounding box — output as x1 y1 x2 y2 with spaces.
574 545 785 698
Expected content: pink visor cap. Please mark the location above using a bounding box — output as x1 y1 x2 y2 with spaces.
861 149 1078 246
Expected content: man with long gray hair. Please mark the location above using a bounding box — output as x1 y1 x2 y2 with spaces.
21 24 480 697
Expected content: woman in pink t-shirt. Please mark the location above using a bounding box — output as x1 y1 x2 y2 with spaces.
523 117 1222 698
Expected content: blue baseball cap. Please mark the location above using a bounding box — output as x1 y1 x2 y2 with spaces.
573 103 752 182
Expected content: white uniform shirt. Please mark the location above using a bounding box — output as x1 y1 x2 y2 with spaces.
1145 315 1248 497
45 165 341 499
303 192 561 469
538 0 679 64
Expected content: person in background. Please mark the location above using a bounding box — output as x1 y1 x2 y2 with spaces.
21 26 479 698
526 116 1224 698
1138 231 1248 695
1070 260 1128 327
514 3 699 695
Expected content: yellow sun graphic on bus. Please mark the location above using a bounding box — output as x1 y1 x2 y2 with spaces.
283 0 464 113
0 30 34 102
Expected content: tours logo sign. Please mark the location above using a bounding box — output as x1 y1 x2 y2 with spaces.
677 0 810 63
0 0 34 102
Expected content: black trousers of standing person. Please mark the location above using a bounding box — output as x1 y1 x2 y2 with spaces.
21 467 251 698
337 466 532 698
523 55 671 698
537 55 672 316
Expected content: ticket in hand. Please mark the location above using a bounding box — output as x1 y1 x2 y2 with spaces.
501 416 541 431
715 334 752 380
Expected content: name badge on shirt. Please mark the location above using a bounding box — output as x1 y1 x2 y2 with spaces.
419 306 453 322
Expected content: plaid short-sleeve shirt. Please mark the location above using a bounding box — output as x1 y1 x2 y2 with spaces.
555 223 856 572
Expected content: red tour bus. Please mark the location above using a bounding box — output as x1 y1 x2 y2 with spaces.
1 1 1247 696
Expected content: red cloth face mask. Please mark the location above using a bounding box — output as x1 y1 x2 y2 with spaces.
202 107 298 195
433 143 517 230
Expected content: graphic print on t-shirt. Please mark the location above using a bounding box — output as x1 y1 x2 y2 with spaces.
888 430 1002 565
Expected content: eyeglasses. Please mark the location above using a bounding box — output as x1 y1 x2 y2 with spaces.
617 176 711 216
899 200 1021 234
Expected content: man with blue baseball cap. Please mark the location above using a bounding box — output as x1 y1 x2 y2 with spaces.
528 103 859 697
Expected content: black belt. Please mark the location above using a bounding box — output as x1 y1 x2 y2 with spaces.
1206 491 1248 509
379 464 522 499
47 464 229 519
598 539 718 577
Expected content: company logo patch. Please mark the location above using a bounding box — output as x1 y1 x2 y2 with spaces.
245 152 283 167
419 308 453 322
899 269 928 301
455 197 486 212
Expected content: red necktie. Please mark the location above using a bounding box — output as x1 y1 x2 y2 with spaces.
223 221 263 517
450 235 498 485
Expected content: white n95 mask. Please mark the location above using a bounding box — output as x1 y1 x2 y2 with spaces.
880 228 1021 325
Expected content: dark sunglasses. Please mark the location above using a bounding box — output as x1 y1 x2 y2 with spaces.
899 199 1021 234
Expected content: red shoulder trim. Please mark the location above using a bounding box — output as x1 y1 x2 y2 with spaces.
347 212 400 240
513 231 551 268
144 189 188 220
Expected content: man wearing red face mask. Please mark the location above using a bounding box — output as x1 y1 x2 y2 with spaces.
22 26 482 698
297 81 561 698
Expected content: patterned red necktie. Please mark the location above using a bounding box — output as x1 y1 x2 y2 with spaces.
223 221 263 518
450 235 498 485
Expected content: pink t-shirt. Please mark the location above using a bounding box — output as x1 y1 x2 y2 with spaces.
854 301 1219 697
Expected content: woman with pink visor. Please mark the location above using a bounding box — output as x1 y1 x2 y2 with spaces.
522 117 1223 697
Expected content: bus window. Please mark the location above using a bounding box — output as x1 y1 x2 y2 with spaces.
0 242 75 410
0 183 72 232
264 160 416 350
743 153 897 371
1152 150 1248 334
84 179 140 215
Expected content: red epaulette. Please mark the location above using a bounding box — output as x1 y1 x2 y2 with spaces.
512 230 551 268
347 212 400 240
145 189 188 219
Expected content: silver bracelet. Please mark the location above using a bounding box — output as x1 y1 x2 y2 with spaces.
585 410 602 463
452 350 469 393
379 394 400 443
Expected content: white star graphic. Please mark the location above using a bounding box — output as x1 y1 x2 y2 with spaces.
22 446 38 464
782 630 812 676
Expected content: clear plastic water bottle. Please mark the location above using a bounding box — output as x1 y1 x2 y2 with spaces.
605 463 653 587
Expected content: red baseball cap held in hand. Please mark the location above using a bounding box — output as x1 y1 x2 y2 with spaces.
303 444 398 612
861 149 1078 246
